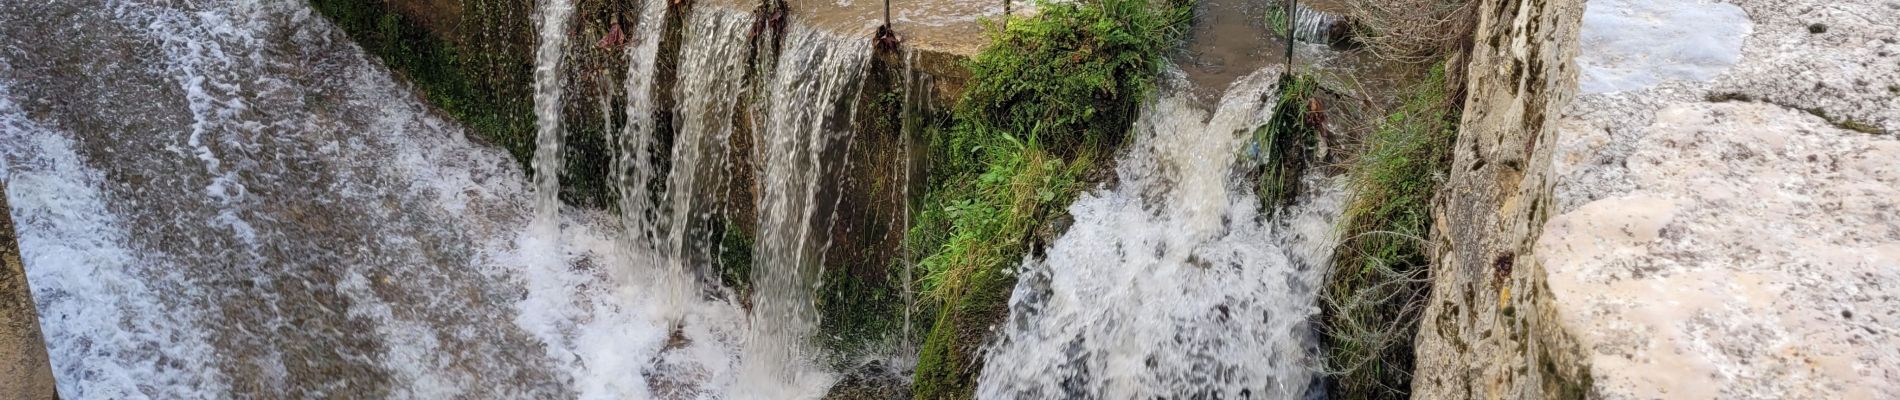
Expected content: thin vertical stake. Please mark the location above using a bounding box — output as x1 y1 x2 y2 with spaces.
1285 0 1297 70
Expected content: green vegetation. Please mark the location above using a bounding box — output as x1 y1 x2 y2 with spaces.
1255 74 1323 211
1264 5 1291 38
310 0 534 169
907 0 1189 397
1321 63 1458 399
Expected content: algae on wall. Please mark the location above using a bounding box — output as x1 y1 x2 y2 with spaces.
311 0 630 207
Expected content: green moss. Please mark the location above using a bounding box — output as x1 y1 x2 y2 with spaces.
907 0 1189 397
311 0 534 166
952 0 1190 157
1321 63 1457 400
312 0 620 207
717 220 755 297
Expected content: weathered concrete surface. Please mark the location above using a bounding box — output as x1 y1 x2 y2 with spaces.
1410 0 1591 397
1536 0 1900 397
698 0 996 104
0 182 57 399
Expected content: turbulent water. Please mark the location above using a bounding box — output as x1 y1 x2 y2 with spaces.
977 66 1342 399
0 0 859 398
1 0 1342 397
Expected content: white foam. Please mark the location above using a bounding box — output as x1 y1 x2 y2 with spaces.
0 84 228 399
978 67 1340 399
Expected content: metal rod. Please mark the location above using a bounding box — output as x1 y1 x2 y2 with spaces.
1285 0 1297 70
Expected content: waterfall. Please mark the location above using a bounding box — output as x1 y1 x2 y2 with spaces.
1287 4 1344 44
738 20 874 397
664 6 755 276
617 0 669 250
532 0 576 226
0 0 752 397
976 66 1342 399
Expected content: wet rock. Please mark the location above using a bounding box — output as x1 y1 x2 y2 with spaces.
1422 0 1900 397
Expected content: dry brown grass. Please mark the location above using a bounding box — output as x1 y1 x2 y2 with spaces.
1345 0 1477 63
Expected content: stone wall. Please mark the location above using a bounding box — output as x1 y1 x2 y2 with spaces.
1411 0 1590 397
1419 0 1900 398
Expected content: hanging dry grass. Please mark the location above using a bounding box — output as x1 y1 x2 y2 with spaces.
1345 0 1477 63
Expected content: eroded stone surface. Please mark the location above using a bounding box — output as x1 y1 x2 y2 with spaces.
1411 0 1590 398
1537 0 1900 397
1543 102 1900 399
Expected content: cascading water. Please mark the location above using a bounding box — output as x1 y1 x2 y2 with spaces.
0 0 768 398
5 0 1343 397
977 66 1343 399
617 0 671 251
532 0 575 226
1286 4 1344 44
738 20 875 398
662 6 755 278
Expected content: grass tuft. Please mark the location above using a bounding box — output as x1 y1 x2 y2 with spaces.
1255 73 1324 211
1321 63 1457 400
907 0 1190 397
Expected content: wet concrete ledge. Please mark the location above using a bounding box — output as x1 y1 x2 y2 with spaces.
0 182 58 399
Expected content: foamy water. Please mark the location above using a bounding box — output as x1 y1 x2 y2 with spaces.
0 0 764 397
978 67 1340 399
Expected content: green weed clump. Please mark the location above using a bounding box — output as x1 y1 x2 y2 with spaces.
1322 64 1457 400
907 0 1189 397
953 0 1190 156
1255 74 1322 211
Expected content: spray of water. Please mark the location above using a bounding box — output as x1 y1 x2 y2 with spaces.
737 19 875 399
977 66 1341 399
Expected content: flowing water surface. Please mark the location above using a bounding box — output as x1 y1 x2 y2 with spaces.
0 0 1343 398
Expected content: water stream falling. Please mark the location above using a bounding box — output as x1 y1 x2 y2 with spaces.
977 66 1342 399
663 6 755 278
533 0 577 225
739 21 875 398
618 0 674 252
1287 4 1344 44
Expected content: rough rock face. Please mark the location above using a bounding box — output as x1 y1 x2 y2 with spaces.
1540 0 1900 397
0 183 57 399
1410 0 1591 398
1544 102 1900 398
1422 0 1900 398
